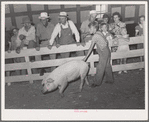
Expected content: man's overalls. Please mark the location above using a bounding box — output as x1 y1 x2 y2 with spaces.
59 23 75 58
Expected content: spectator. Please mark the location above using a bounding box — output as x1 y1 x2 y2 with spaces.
110 12 128 74
80 10 97 43
5 28 11 52
116 27 130 74
80 10 97 55
18 16 37 74
49 12 82 58
102 13 110 24
135 15 145 36
100 22 114 51
110 12 126 36
135 15 145 70
83 21 114 87
36 12 56 74
9 27 26 75
18 16 36 50
5 28 12 76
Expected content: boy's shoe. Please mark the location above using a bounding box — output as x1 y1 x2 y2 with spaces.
123 70 128 73
118 71 122 74
105 81 114 84
89 83 99 88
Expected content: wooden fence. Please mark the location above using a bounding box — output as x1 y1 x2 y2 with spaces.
5 36 145 85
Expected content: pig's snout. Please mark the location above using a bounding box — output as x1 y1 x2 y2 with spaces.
41 86 48 94
41 89 48 94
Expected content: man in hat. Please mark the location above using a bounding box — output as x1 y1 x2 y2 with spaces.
17 16 37 74
49 11 83 58
80 10 97 55
18 16 36 49
36 12 56 74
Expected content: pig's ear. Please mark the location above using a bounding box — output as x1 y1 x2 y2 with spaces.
47 78 54 83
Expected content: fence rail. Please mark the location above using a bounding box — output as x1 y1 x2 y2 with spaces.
5 36 145 85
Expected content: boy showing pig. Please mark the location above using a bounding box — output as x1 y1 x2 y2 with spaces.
83 21 114 87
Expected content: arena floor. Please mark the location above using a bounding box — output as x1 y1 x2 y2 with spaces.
5 69 145 109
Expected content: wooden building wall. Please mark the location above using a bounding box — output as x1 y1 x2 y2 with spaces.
5 4 145 36
5 4 95 30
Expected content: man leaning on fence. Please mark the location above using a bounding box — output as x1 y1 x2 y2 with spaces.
48 12 84 58
17 16 38 74
80 10 97 55
36 12 56 74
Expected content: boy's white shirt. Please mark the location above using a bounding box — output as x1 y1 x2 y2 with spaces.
17 25 36 45
49 20 80 45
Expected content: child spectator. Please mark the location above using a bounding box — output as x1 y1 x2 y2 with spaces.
135 15 145 69
135 15 145 36
83 21 114 87
100 22 113 51
5 28 12 76
9 27 26 75
10 27 24 53
116 27 130 74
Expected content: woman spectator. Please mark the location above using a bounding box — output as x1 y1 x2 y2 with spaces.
110 12 126 35
110 12 128 74
135 15 145 70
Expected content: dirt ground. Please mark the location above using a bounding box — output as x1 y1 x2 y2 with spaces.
5 68 145 109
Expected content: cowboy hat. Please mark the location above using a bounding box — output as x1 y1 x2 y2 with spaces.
89 10 97 15
22 17 31 24
58 12 68 18
39 12 50 19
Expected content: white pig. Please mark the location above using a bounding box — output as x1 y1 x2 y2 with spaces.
41 60 89 97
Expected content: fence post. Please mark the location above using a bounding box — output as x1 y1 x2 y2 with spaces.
25 56 33 84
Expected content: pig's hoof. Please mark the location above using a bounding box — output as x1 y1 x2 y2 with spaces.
90 83 99 88
79 89 82 93
60 94 64 98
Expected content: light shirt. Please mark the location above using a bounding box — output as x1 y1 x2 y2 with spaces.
18 25 36 45
49 20 80 45
36 22 55 40
80 19 90 34
110 21 126 35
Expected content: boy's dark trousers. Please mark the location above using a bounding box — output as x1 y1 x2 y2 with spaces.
94 46 114 85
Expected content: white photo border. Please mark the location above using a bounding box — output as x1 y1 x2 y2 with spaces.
1 1 148 121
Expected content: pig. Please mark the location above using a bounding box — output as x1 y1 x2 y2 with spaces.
41 60 90 97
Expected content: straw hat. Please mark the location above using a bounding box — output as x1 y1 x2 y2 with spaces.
38 12 50 19
58 12 68 18
89 10 97 15
22 17 31 24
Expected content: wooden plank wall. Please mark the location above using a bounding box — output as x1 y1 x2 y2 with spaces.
5 4 95 30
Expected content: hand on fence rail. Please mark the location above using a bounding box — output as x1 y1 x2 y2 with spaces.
36 46 40 51
16 47 21 54
81 42 86 47
48 45 52 50
76 42 81 46
56 44 61 48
